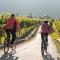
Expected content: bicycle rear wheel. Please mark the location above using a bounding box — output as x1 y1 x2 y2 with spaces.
4 40 10 53
41 43 44 56
43 40 48 56
45 42 47 54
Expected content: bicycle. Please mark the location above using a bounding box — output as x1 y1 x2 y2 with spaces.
41 35 48 57
4 35 16 53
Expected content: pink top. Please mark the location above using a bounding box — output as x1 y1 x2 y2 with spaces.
41 23 50 33
5 18 16 29
5 17 20 31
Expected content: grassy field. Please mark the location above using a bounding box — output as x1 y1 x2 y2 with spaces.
51 32 60 54
50 20 60 54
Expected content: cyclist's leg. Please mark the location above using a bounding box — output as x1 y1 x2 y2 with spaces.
45 33 48 45
41 33 45 49
41 33 45 56
41 33 45 41
5 30 10 47
10 31 16 49
44 33 48 54
4 30 10 53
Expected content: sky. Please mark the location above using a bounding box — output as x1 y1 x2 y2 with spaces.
0 0 60 17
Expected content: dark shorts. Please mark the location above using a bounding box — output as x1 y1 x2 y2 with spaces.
41 33 48 43
5 29 16 44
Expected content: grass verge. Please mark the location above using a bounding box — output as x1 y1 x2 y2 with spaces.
51 32 60 54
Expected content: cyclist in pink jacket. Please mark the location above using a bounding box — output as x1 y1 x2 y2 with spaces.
5 14 20 46
41 21 50 45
